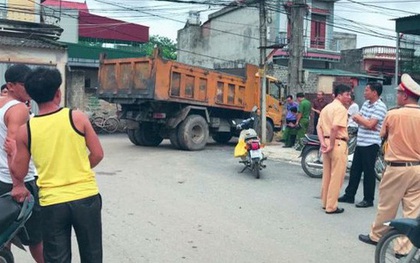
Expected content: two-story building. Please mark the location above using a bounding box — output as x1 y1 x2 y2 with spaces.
0 0 149 110
42 0 149 110
177 0 378 98
335 45 417 107
0 0 67 105
177 3 278 69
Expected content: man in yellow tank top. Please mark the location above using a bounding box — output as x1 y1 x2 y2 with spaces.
8 67 104 263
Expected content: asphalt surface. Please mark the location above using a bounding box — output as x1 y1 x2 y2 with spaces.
12 135 379 263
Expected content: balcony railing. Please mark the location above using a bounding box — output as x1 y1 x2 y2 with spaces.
310 37 325 49
0 6 63 40
362 46 414 61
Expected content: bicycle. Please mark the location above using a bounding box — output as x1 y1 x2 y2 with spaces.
88 112 120 134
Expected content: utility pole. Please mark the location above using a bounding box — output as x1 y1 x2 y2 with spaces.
394 32 400 87
259 0 267 144
288 0 305 95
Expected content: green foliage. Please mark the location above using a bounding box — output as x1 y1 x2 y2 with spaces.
78 35 177 60
411 56 420 73
139 35 177 60
87 95 101 112
402 55 420 74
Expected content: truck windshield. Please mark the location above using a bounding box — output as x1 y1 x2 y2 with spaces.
268 80 283 100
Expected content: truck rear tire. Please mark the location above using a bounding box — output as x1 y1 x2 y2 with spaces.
169 128 182 149
127 129 141 145
127 123 163 147
138 123 164 146
212 132 232 144
178 115 209 151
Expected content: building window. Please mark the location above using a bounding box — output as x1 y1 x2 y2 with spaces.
310 14 326 49
85 78 91 89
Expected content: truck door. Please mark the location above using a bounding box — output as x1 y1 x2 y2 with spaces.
266 79 283 129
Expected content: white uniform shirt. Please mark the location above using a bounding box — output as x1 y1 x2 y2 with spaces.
347 102 359 128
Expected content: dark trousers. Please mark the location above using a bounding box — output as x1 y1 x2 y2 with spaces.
41 194 102 263
313 114 319 135
282 120 299 147
344 144 380 202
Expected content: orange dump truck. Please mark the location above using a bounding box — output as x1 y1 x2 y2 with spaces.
98 50 283 150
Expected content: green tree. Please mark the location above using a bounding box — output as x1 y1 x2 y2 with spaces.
401 55 420 75
140 35 177 60
79 35 177 60
410 56 420 73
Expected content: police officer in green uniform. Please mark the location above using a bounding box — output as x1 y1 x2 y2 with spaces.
295 92 311 149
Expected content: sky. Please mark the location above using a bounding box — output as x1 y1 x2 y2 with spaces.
80 0 420 49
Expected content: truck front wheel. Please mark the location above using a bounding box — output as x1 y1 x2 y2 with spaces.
255 120 274 143
178 115 209 151
266 120 274 143
212 132 232 144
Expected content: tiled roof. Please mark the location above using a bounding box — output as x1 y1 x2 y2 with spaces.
0 35 67 50
78 11 149 43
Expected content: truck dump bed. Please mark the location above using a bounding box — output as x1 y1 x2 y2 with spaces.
98 51 260 112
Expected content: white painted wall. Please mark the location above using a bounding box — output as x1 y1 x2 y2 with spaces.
178 6 277 69
0 46 68 105
43 8 79 44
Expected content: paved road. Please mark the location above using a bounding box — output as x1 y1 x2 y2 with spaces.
14 134 378 262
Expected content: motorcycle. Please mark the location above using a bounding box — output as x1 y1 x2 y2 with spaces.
0 193 34 263
233 116 267 179
375 216 420 263
299 129 386 179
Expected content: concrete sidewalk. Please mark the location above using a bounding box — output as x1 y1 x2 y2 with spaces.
263 141 301 164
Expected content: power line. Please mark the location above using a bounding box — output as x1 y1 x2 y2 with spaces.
93 0 264 42
88 0 419 47
6 0 419 63
87 0 420 58
343 0 418 16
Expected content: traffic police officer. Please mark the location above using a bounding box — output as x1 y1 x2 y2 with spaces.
359 73 420 245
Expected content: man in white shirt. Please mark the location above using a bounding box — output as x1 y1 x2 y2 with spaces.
347 93 359 131
0 64 43 262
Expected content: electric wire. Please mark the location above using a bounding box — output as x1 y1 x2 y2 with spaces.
3 0 420 63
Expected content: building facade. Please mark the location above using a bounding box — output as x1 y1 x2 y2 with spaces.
177 4 279 69
335 45 416 108
41 0 149 111
0 0 67 105
177 0 365 96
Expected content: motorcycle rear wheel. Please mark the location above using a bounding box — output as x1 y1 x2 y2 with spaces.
252 159 260 179
301 146 323 178
375 228 419 263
